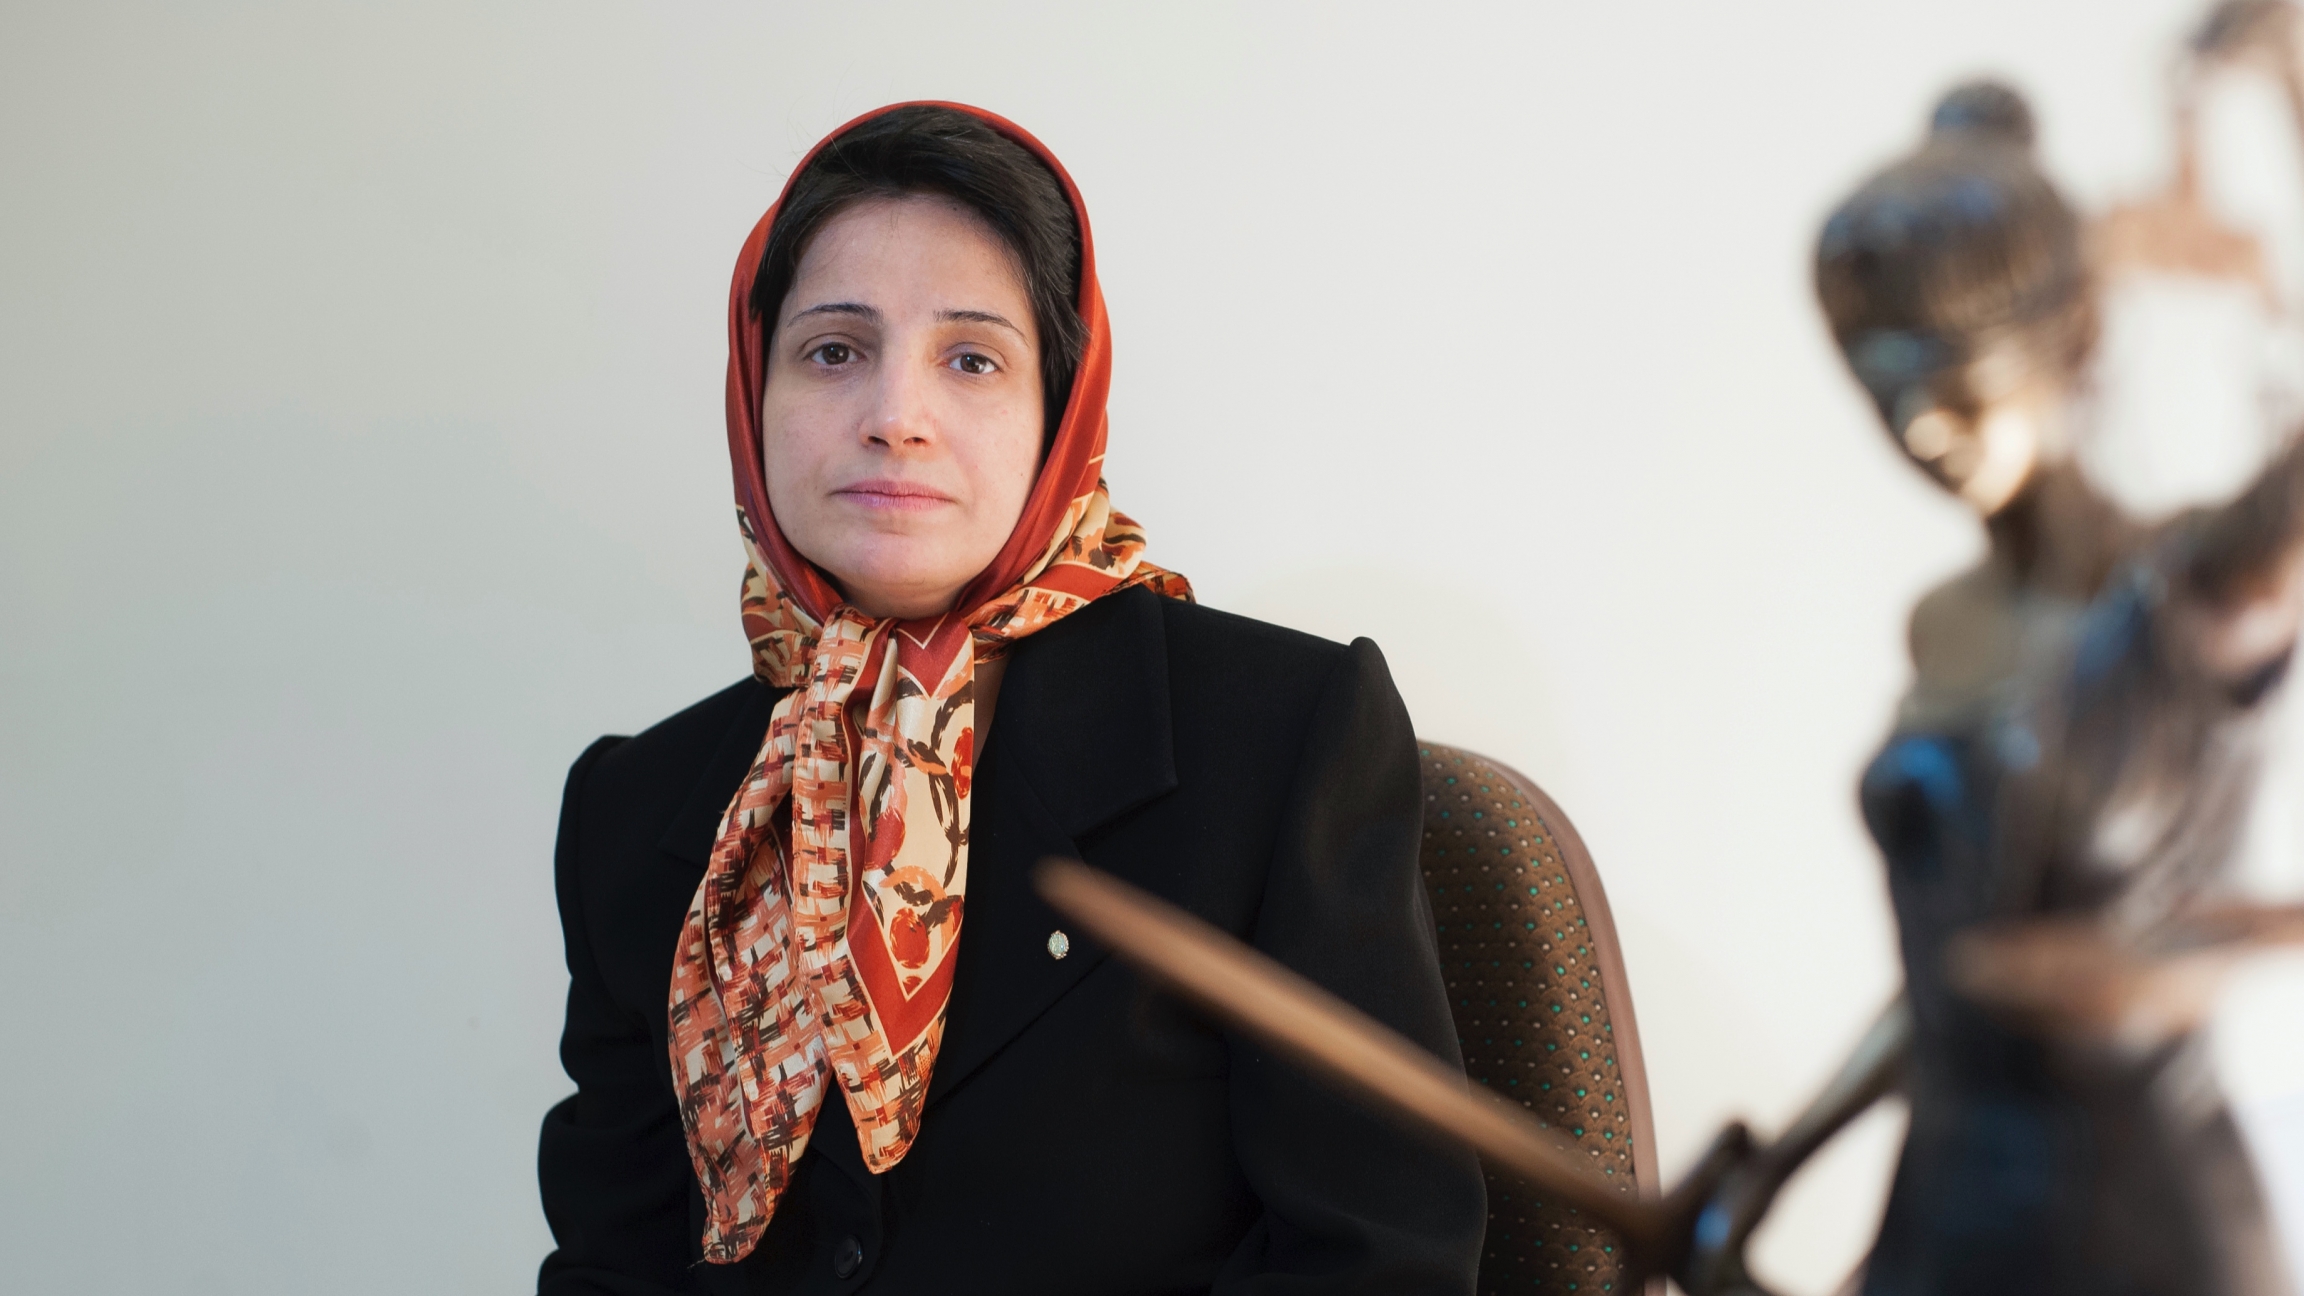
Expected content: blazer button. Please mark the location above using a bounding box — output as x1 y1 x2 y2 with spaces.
833 1235 864 1278
1047 930 1071 959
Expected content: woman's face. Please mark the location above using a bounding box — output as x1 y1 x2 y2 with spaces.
761 194 1044 621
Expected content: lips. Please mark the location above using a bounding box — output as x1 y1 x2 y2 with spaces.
833 478 956 511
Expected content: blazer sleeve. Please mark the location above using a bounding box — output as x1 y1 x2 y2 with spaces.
1215 639 1487 1295
536 736 703 1296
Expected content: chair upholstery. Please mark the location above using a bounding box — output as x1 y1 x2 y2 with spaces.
1418 742 1658 1296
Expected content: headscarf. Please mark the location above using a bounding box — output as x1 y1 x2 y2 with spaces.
664 102 1193 1264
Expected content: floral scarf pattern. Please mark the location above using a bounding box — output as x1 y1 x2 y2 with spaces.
663 102 1191 1264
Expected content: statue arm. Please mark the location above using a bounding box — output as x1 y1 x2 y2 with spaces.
1678 996 1912 1296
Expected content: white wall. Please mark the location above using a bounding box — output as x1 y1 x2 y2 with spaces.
4 3 2296 1292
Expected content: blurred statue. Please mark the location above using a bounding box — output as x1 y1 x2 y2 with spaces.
1042 71 2304 1296
1557 78 2304 1296
1769 79 2295 1296
1823 82 2138 728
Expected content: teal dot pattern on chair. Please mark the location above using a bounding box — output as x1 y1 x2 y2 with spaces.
1418 743 1656 1296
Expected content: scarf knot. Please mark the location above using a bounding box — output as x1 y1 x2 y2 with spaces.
667 480 1188 1262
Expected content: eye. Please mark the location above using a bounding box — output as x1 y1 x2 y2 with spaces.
950 352 998 376
808 342 855 366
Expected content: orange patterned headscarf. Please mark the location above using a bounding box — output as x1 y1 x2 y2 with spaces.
665 103 1192 1264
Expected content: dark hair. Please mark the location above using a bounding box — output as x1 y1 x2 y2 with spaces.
748 106 1087 440
1815 80 2092 432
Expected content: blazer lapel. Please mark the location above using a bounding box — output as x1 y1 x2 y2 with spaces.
925 586 1177 1107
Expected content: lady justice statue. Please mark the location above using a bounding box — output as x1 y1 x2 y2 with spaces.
1036 71 2304 1296
1807 78 2294 1296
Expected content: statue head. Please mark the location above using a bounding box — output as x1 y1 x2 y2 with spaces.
1816 81 2095 516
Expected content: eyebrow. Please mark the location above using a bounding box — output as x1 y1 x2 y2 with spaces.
782 301 1027 342
785 301 879 328
937 308 1027 341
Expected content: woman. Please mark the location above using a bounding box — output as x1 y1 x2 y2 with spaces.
534 103 1485 1295
1815 84 2289 1295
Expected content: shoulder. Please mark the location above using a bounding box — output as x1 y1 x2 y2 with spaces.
1909 563 2000 636
1143 590 1409 768
1156 593 1361 705
1103 586 1391 730
1019 584 1371 720
565 676 782 871
554 677 783 1012
1907 564 2013 678
1003 586 1406 829
583 677 767 798
1155 593 1350 669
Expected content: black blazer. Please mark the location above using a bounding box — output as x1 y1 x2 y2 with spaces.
537 586 1485 1295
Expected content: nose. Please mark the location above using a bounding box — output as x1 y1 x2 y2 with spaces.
861 354 937 453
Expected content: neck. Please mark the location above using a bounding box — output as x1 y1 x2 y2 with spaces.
837 581 965 623
1983 464 2132 599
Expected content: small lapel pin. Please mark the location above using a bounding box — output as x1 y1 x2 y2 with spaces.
1046 930 1071 960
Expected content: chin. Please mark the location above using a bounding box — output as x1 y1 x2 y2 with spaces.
824 544 976 611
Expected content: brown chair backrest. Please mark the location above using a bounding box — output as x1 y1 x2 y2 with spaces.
1418 742 1658 1296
